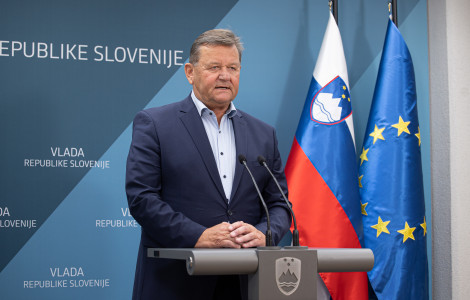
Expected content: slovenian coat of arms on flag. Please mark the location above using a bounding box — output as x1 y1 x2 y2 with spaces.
285 11 368 300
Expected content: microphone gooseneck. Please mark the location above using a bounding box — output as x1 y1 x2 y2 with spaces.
257 155 300 247
238 154 273 247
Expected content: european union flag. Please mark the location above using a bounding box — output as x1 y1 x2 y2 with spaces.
358 18 429 299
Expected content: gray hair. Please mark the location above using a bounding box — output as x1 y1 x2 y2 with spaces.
189 29 244 65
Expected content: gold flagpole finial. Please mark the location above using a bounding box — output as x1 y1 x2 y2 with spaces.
388 2 391 13
329 0 332 11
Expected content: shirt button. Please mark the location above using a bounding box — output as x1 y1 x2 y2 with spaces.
219 131 221 133
223 175 227 178
220 152 224 155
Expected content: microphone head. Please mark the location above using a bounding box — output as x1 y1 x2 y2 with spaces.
238 154 247 164
257 155 266 165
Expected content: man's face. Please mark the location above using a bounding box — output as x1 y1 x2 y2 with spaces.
185 45 241 111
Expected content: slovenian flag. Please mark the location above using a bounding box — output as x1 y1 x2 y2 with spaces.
285 12 368 299
359 17 429 299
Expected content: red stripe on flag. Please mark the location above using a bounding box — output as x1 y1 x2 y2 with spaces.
285 137 368 300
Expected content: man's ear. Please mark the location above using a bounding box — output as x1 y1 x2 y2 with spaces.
184 63 194 85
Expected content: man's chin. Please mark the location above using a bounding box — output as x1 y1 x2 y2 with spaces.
212 93 236 103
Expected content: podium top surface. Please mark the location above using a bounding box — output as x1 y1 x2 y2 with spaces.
148 247 374 275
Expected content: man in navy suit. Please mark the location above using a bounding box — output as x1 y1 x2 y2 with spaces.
126 29 291 300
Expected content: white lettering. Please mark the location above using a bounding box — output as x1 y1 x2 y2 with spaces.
78 45 88 61
0 40 8 56
2 40 182 67
104 46 114 62
127 48 138 63
138 48 148 64
0 207 10 217
166 50 172 68
121 207 131 217
11 41 22 56
150 49 161 64
69 278 110 288
69 160 110 169
50 267 84 278
114 47 126 63
23 279 68 288
0 219 37 228
37 42 48 58
51 147 85 157
49 43 59 59
66 44 77 60
174 50 183 66
95 219 139 228
94 45 104 61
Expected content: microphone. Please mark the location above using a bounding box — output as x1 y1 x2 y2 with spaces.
238 154 273 247
257 155 300 247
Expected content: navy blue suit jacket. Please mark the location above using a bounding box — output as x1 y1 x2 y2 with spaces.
126 96 291 300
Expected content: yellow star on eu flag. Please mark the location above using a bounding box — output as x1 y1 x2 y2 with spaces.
361 201 368 216
421 217 427 236
415 127 421 146
391 116 411 136
371 216 390 237
397 222 416 243
369 125 385 144
358 175 363 188
360 147 369 166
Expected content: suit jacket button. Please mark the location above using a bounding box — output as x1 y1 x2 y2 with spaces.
227 210 233 216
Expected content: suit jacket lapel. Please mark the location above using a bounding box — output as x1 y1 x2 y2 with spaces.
178 97 227 201
230 111 247 201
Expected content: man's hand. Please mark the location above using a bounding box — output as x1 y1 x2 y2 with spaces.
228 221 266 248
194 222 241 248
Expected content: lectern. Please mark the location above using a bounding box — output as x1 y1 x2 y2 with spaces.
148 247 373 300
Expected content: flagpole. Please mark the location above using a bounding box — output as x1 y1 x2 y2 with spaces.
329 0 338 25
391 0 398 26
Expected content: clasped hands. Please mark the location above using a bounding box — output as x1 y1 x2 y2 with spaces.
195 221 266 249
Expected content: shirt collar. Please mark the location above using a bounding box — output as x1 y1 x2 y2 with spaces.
191 90 237 118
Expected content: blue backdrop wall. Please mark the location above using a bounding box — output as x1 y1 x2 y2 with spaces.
0 0 430 298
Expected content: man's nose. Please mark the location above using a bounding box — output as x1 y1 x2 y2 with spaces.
218 67 230 80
